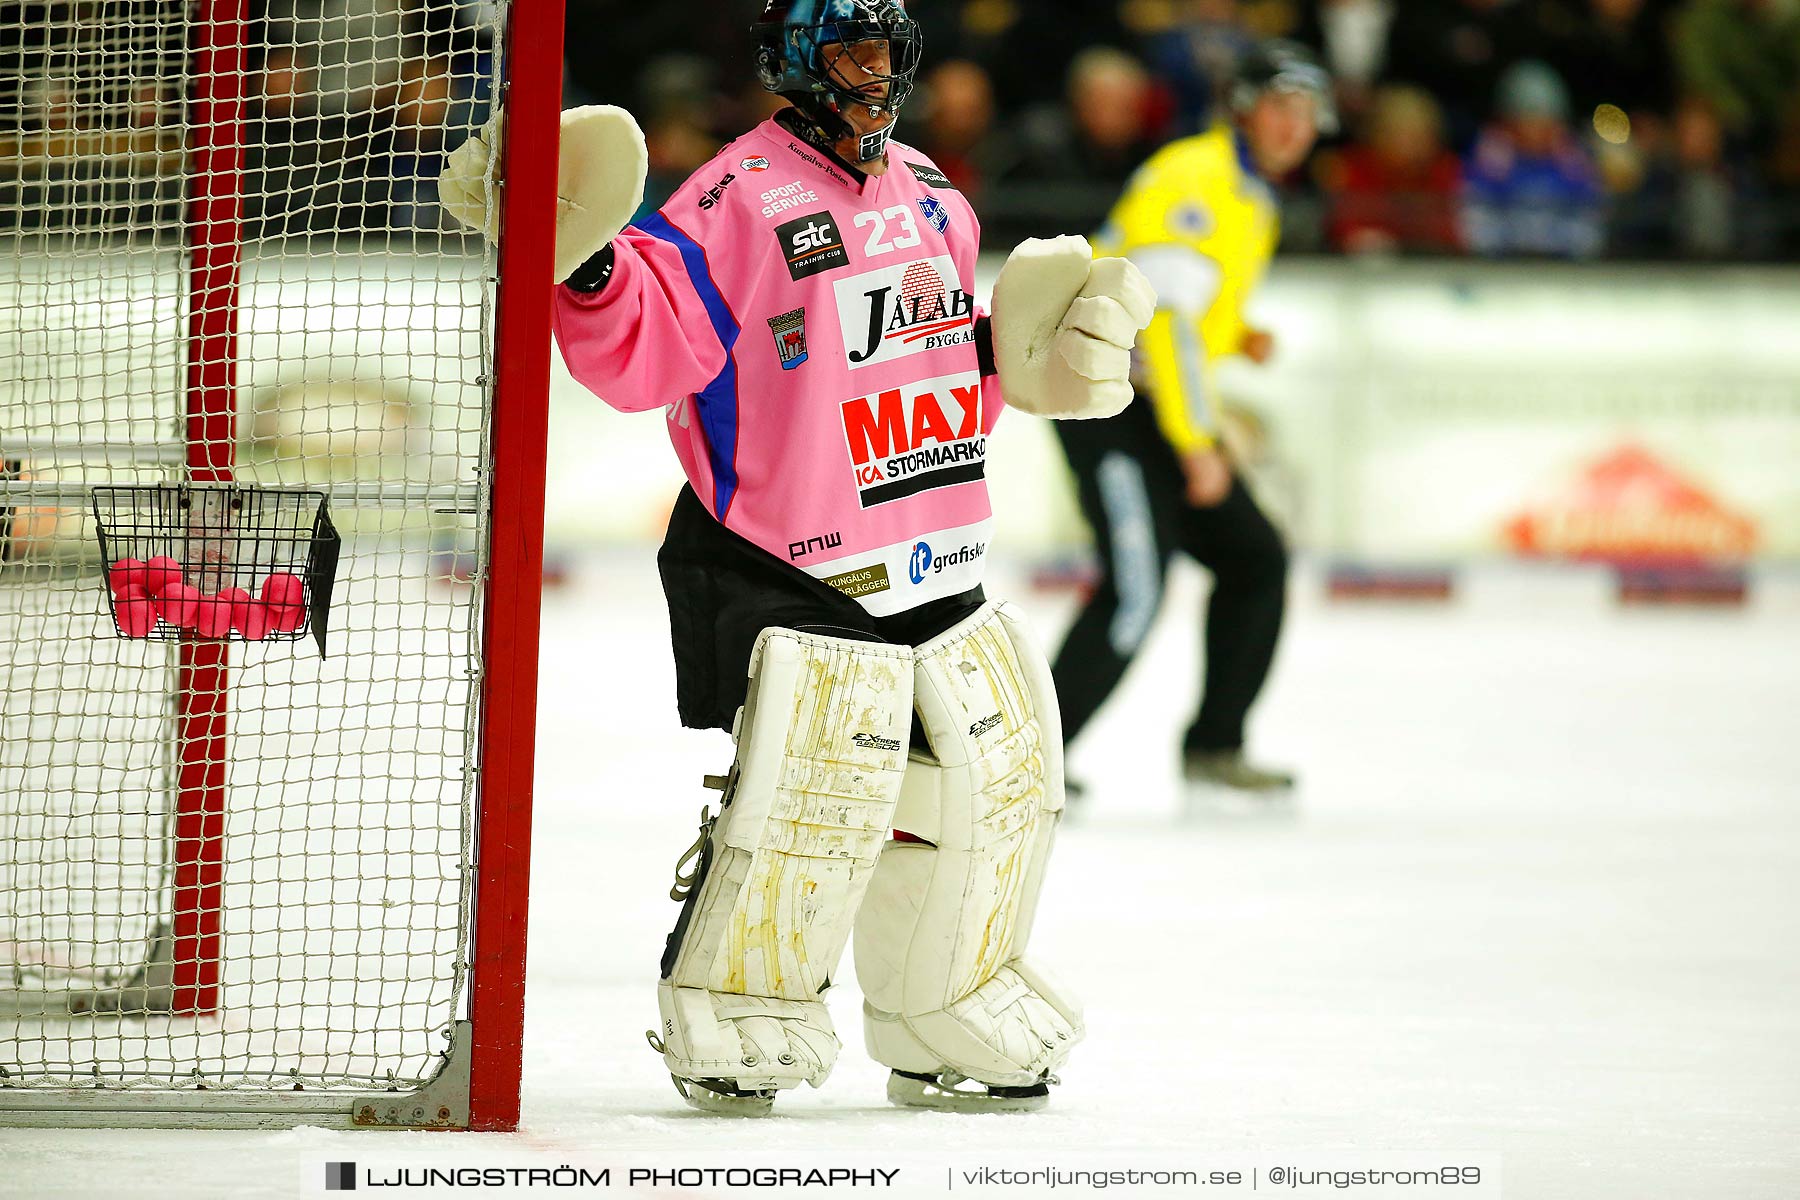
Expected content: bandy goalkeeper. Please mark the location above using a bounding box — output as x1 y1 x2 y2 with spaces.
439 1 1153 1115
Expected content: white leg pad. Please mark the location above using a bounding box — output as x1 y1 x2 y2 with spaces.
855 602 1084 1087
660 627 914 1091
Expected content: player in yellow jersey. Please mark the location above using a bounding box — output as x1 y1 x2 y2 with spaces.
1050 42 1333 808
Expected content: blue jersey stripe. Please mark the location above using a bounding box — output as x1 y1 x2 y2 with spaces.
635 211 743 519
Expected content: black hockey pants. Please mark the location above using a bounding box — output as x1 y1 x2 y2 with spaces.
1050 396 1288 754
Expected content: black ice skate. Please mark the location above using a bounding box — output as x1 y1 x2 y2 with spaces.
886 1068 1055 1113
1182 749 1297 819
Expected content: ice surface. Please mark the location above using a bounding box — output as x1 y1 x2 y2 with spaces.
2 551 1796 1199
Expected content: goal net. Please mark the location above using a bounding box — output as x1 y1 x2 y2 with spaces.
0 0 556 1128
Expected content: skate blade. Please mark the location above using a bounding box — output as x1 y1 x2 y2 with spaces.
886 1071 1050 1113
1181 782 1299 823
671 1075 777 1116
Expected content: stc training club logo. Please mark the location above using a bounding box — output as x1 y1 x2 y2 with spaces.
777 212 848 280
909 541 932 585
834 256 976 370
840 371 986 509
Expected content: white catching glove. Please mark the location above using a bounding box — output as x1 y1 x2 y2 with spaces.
438 104 649 285
988 235 1157 420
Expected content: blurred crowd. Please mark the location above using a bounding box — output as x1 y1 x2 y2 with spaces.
4 0 1800 259
573 0 1800 260
0 0 495 237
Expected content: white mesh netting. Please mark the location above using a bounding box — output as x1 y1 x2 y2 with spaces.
1 0 504 1094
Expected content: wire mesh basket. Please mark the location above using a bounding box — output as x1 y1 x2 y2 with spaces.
92 484 341 655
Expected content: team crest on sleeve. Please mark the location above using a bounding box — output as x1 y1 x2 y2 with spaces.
777 212 849 280
916 195 950 234
768 307 809 371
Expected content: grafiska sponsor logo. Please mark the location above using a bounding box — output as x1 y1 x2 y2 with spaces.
925 541 987 578
835 257 975 369
787 531 842 560
761 181 820 219
840 372 986 509
696 171 737 211
908 538 986 585
968 713 1003 737
908 540 932 585
823 562 891 598
852 732 902 752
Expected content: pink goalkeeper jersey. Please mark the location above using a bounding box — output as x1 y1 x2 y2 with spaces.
553 116 1003 618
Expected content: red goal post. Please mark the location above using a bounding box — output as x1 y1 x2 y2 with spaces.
468 5 561 1131
0 0 562 1131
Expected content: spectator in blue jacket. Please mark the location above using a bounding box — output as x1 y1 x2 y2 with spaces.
1465 59 1606 257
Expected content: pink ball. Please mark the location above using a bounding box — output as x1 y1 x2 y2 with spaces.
218 586 251 620
113 586 157 638
236 600 272 642
194 593 234 639
144 556 183 594
260 572 303 605
153 581 200 629
108 558 148 598
260 572 306 633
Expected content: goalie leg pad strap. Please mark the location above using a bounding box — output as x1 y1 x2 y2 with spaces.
854 602 1084 1087
659 626 914 1090
656 983 841 1093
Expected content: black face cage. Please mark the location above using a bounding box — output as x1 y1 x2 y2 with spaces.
796 17 923 117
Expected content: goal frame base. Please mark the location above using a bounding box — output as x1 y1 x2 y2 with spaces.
0 1020 477 1130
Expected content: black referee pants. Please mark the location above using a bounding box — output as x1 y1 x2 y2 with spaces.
1050 397 1288 754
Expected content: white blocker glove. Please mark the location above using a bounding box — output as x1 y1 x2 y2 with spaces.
437 104 649 285
988 235 1156 420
